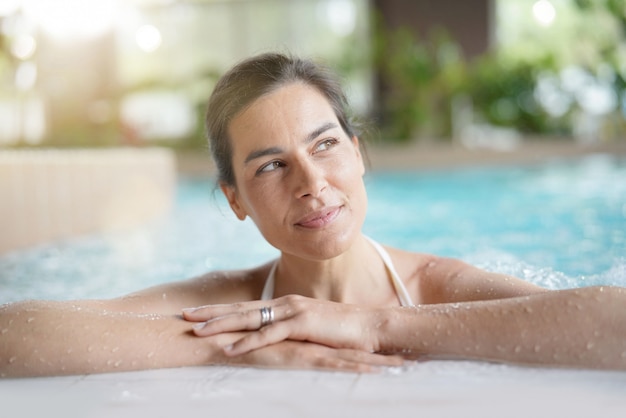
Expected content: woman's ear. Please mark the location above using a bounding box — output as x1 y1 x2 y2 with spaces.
219 183 247 220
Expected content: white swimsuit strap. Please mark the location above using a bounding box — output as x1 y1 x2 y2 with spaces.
261 237 415 307
364 236 415 307
261 262 277 301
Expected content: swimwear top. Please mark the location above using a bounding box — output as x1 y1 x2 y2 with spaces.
261 236 415 307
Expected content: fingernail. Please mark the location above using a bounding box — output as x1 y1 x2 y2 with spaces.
192 322 207 330
182 307 198 314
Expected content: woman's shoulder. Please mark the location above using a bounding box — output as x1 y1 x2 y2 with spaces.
183 261 275 303
117 261 276 313
382 244 440 274
382 245 466 304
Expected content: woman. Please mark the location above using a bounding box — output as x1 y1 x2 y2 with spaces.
1 53 625 378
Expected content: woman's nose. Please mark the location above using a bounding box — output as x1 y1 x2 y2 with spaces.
292 158 328 199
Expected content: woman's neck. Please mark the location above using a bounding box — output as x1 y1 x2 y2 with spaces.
273 235 393 305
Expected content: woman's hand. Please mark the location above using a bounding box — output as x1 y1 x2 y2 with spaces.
183 295 386 357
219 337 404 372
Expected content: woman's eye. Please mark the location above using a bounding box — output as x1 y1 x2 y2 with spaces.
315 138 338 153
258 160 283 174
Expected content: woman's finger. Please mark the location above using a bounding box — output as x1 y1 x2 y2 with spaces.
182 301 267 322
191 304 289 336
222 321 293 356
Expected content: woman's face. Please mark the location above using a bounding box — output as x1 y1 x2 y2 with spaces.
221 82 367 260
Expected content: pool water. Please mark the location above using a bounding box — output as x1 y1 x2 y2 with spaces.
1 154 625 304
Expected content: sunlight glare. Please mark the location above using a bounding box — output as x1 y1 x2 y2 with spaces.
533 0 556 27
135 24 162 53
0 0 20 17
318 0 357 37
11 35 37 60
23 0 116 41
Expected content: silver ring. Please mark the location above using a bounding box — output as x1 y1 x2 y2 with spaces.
259 306 274 328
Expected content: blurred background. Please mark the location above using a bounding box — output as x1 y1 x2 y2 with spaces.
1 0 625 285
1 0 625 151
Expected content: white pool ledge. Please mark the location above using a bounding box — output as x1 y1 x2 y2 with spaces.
0 148 176 254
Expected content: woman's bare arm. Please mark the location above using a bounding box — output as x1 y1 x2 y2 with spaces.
379 286 626 369
0 299 222 377
186 286 626 370
0 297 402 378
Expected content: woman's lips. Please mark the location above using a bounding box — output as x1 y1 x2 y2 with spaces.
295 206 342 229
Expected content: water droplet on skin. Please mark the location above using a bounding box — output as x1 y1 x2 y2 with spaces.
114 360 122 368
162 293 167 300
586 342 595 350
147 351 155 359
112 347 120 353
9 356 17 364
534 345 541 353
1 328 7 335
514 346 522 353
87 346 94 353
27 317 34 323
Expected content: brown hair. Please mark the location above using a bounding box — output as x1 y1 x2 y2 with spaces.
205 52 361 186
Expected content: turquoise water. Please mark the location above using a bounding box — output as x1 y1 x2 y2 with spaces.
1 154 625 303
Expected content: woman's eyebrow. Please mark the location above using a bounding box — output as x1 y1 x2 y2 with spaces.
243 122 339 165
304 122 338 144
244 146 283 165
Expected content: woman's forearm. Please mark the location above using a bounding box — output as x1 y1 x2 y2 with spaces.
0 300 225 378
378 286 626 369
